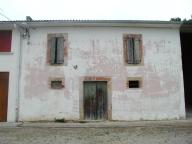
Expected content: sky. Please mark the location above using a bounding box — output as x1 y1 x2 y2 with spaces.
0 0 191 21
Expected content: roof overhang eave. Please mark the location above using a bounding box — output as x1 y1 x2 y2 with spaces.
0 21 181 29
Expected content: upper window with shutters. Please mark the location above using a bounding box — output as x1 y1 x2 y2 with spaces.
123 34 143 65
47 33 68 66
0 30 12 52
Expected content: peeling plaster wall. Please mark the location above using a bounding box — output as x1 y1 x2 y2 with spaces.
19 26 185 121
0 29 20 122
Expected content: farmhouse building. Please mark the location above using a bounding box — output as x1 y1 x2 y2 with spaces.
0 19 191 122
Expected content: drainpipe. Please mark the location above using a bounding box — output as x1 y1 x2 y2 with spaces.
16 26 23 122
15 20 31 122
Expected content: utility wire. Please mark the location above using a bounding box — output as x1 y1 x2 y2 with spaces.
0 8 27 29
0 10 12 21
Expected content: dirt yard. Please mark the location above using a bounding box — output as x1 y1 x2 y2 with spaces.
0 125 192 144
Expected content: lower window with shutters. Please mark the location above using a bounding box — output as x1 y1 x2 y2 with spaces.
47 33 68 65
123 34 143 65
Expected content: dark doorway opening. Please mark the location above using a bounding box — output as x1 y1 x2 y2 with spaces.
180 32 192 118
0 72 9 122
83 81 108 120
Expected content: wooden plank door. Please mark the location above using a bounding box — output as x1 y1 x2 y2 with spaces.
0 72 9 122
84 81 107 120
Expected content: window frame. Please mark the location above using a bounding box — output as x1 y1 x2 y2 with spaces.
123 34 143 66
47 33 68 66
49 77 65 89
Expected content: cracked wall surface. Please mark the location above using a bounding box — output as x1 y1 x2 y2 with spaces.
19 27 185 121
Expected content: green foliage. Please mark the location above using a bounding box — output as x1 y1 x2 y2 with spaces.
170 17 182 22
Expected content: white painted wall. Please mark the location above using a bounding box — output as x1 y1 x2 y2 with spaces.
19 26 185 121
0 28 20 122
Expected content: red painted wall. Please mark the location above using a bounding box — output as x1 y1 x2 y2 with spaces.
0 30 12 52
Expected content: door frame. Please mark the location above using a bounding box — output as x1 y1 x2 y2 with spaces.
79 77 112 120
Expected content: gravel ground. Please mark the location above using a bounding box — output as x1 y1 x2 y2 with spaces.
0 126 192 144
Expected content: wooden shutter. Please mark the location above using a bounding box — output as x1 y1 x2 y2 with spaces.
50 37 56 64
134 38 142 64
56 37 64 64
0 30 12 52
127 37 134 64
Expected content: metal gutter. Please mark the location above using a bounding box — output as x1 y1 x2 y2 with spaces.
0 20 181 28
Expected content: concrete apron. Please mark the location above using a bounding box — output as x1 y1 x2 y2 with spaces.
0 120 192 128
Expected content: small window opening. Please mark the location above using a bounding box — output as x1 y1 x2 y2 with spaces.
128 80 140 88
51 80 64 89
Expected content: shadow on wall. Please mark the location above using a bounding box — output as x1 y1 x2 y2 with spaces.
180 20 192 117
